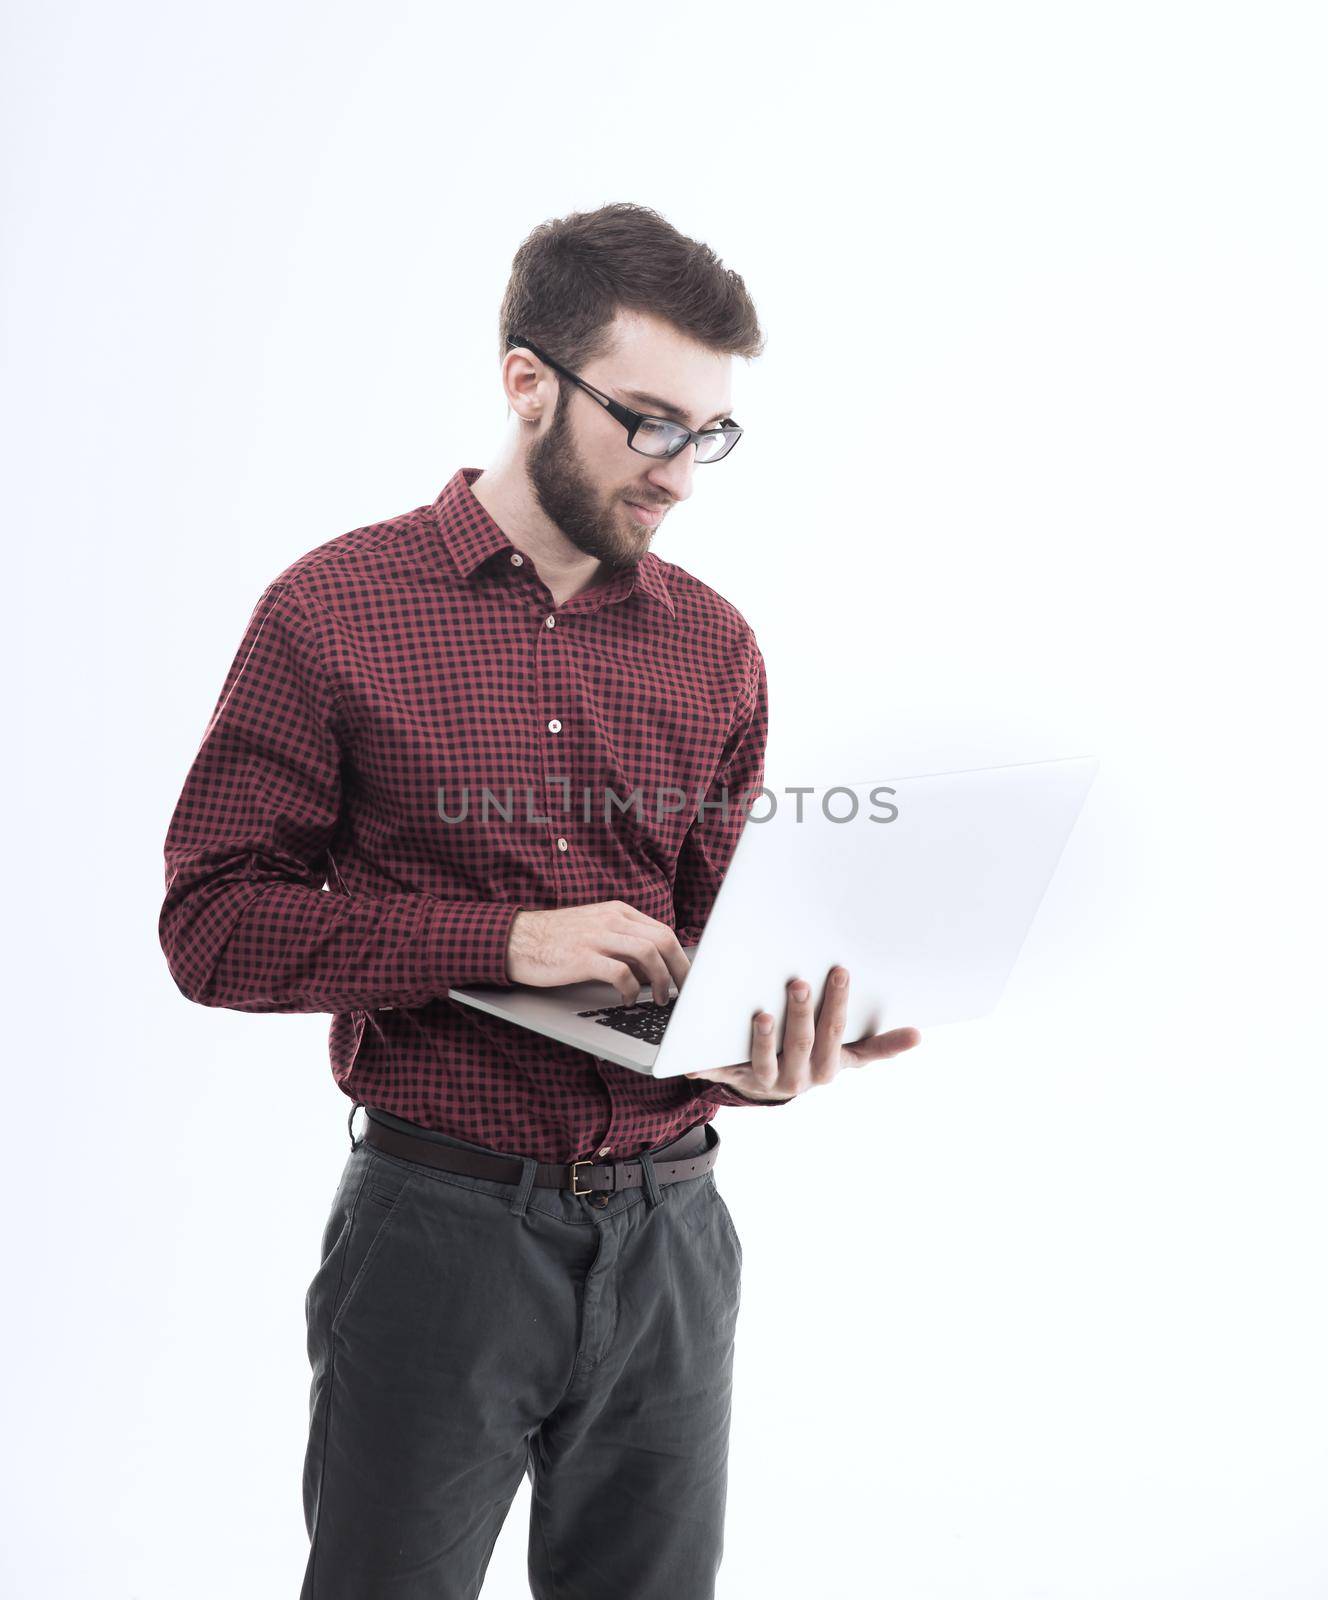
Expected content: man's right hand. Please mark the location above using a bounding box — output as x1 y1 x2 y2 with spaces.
505 901 691 1007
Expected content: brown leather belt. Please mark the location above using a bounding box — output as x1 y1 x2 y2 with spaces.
362 1112 719 1197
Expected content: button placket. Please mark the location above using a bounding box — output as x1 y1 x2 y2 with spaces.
537 604 572 858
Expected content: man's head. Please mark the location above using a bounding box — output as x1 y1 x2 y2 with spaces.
496 203 764 571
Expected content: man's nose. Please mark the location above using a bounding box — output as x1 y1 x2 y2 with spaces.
643 442 697 503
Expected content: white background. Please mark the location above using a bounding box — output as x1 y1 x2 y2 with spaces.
3 2 1325 1595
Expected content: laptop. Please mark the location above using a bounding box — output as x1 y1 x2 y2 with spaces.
447 755 1099 1081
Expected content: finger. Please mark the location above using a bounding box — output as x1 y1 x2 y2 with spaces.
589 954 648 1008
781 976 816 1085
598 943 655 997
612 914 688 993
809 966 850 1083
605 933 673 1005
747 1007 779 1092
597 928 674 1003
654 927 692 994
614 907 693 996
841 1027 923 1066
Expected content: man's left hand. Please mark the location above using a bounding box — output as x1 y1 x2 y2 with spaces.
684 966 921 1102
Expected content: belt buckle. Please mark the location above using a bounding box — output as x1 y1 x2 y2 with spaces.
570 1158 593 1196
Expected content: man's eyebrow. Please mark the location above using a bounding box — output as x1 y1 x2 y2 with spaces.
619 388 734 427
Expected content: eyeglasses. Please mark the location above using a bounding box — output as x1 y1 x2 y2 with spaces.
505 333 743 463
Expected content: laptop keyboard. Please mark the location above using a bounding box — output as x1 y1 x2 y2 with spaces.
575 997 677 1043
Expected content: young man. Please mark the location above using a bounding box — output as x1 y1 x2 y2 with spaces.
158 202 920 1599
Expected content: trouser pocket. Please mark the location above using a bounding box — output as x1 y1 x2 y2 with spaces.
304 1150 418 1346
707 1172 743 1269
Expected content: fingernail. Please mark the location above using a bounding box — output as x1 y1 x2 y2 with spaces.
791 982 810 1001
832 968 848 987
757 1016 774 1035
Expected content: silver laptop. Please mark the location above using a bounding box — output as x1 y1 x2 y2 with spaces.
447 756 1099 1081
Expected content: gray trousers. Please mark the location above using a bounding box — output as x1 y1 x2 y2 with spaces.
300 1109 744 1599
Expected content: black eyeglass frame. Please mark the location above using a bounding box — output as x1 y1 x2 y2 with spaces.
505 333 743 463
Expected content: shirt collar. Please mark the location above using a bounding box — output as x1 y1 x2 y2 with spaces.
433 467 676 619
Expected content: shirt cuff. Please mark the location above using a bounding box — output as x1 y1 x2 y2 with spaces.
695 1081 796 1108
427 899 523 992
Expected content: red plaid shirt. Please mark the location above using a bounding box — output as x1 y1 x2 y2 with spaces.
159 467 789 1162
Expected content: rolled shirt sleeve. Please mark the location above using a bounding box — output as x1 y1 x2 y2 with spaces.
701 1080 797 1107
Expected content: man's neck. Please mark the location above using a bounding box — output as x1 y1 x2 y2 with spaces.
468 463 605 608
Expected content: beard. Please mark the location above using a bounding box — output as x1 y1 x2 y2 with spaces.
524 395 652 573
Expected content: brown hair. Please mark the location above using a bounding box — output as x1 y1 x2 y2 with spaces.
497 202 766 380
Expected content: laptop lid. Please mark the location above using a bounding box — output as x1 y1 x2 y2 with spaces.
648 755 1099 1077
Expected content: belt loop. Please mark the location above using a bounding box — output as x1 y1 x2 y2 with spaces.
347 1100 366 1151
509 1155 538 1216
639 1143 664 1209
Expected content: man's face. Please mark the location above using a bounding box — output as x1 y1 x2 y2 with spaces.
523 310 734 573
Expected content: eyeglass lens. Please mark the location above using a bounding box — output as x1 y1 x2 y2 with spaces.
633 417 737 462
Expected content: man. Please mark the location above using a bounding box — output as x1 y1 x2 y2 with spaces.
158 202 920 1599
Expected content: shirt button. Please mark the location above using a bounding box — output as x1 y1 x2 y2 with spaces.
599 1146 611 1156
547 718 562 733
545 614 556 629
509 551 524 567
556 836 569 852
